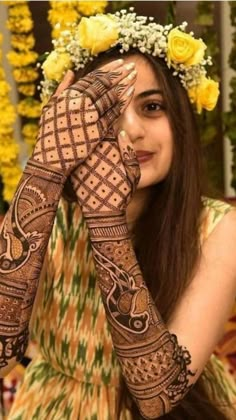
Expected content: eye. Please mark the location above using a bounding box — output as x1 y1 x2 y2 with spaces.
143 101 164 113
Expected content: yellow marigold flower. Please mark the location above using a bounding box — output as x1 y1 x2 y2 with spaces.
3 183 20 203
188 77 219 113
1 164 22 203
0 97 14 108
22 122 38 139
0 105 16 125
0 126 14 135
1 164 22 181
8 4 31 17
0 80 11 96
42 51 72 82
77 1 108 16
167 28 206 67
51 26 75 40
0 68 5 79
7 16 33 34
13 67 38 83
18 83 36 96
7 51 38 67
78 15 119 55
0 143 19 165
10 33 35 51
49 1 78 7
48 9 79 26
4 1 26 6
17 98 41 118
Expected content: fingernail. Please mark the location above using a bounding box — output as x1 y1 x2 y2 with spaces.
115 58 124 65
127 70 137 80
125 62 135 71
126 86 134 96
119 130 126 138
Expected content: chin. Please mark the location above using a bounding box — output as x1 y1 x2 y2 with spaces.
137 175 159 190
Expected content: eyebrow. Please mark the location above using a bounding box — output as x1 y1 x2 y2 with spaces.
136 89 163 99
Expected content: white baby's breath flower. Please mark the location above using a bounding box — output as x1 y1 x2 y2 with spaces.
40 8 216 112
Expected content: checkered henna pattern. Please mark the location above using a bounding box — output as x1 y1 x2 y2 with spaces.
71 138 140 214
32 69 129 175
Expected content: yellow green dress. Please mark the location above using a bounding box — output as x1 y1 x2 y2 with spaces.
7 198 236 419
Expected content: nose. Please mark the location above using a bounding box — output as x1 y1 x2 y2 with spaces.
114 103 145 143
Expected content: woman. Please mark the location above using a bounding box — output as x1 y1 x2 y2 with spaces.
1 9 236 419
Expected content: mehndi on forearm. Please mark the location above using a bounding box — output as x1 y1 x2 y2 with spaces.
0 160 66 376
86 213 196 419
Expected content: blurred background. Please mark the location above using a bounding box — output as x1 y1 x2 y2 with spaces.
0 1 235 418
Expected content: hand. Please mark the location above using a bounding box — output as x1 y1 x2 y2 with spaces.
71 130 140 217
31 60 137 176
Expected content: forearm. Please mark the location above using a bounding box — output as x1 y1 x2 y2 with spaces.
87 213 196 419
0 159 66 377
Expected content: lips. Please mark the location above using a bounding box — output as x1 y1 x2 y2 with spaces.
135 150 154 163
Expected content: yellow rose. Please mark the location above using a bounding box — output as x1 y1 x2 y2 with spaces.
78 15 119 55
188 77 220 113
167 28 206 66
42 51 72 82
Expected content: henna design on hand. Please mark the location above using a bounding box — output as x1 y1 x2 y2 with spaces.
0 160 65 374
86 220 196 418
73 134 195 417
32 65 136 175
71 138 140 214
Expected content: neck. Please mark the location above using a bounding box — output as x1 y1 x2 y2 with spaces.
126 187 151 232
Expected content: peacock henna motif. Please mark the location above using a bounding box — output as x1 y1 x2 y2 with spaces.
74 137 196 417
87 219 196 418
92 245 150 334
0 64 135 375
0 160 66 373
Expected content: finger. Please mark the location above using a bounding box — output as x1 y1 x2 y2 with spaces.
93 70 137 116
118 130 141 191
53 70 75 97
72 61 136 97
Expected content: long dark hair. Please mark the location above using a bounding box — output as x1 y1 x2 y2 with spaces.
69 48 231 419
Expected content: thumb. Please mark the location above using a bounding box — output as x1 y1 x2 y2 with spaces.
53 70 75 97
118 130 140 191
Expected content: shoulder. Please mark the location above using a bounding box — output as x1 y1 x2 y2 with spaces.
200 197 236 245
201 202 236 285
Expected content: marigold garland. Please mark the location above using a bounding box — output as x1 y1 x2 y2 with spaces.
48 1 108 40
0 33 21 205
6 0 40 153
48 1 81 40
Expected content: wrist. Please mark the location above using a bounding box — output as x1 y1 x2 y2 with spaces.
25 158 67 186
85 212 130 242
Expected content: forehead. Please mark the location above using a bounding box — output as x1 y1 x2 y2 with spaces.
123 54 160 92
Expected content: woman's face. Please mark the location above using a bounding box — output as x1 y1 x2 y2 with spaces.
114 54 173 190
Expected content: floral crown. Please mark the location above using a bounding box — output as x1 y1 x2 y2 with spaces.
41 8 219 113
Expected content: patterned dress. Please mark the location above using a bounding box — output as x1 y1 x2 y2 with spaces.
7 198 236 419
